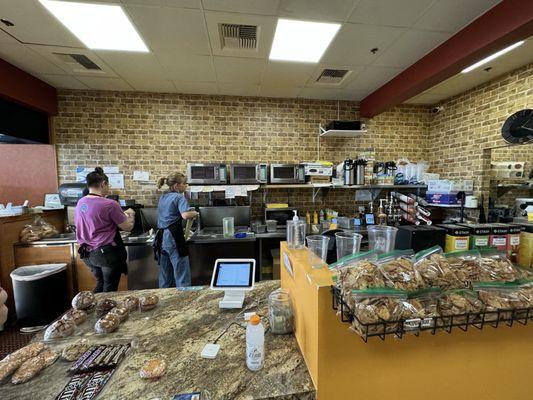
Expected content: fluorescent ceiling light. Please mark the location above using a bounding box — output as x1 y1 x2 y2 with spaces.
269 18 340 63
39 0 148 52
461 41 524 73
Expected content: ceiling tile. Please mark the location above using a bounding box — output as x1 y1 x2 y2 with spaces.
126 5 210 55
126 79 176 92
278 0 357 22
204 11 276 58
261 61 316 86
75 76 134 91
372 29 450 68
122 0 201 8
213 56 266 84
28 45 118 77
0 28 18 44
321 23 406 66
38 74 88 89
218 83 260 97
160 54 216 81
414 0 501 33
0 43 67 75
0 0 83 47
298 87 354 101
173 81 218 95
95 51 166 79
259 85 302 98
202 0 280 15
345 65 402 98
348 0 434 27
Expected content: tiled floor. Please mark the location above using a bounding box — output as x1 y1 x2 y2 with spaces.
0 323 34 359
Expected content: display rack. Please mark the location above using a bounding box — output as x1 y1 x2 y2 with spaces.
331 286 533 343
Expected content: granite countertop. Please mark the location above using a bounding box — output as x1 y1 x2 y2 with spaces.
0 281 315 400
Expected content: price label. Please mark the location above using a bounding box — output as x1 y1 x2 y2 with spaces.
510 236 520 246
421 318 434 328
474 238 489 247
455 238 469 250
403 318 421 331
492 237 507 247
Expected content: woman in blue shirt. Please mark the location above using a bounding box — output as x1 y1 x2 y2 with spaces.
154 172 198 287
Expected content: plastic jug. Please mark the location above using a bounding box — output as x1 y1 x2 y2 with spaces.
246 315 264 371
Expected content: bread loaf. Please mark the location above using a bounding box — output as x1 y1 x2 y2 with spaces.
62 309 87 325
121 296 139 312
0 342 46 381
140 294 159 311
72 291 96 311
108 306 129 323
11 355 46 384
44 319 75 341
40 349 58 367
95 313 120 334
96 299 118 317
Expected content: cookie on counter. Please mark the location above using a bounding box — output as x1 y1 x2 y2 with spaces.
139 294 159 311
96 299 118 318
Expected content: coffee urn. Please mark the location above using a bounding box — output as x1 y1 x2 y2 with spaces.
343 159 355 185
355 159 367 185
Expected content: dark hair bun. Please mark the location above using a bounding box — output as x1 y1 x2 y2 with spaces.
94 167 104 174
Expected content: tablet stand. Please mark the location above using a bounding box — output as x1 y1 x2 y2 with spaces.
219 290 245 309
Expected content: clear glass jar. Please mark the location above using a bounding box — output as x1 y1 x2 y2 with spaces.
287 220 306 249
268 289 294 334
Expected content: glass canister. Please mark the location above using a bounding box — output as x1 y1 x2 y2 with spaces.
287 220 306 249
222 217 234 238
268 288 294 334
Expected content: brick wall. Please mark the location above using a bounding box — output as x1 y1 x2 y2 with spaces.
53 92 430 217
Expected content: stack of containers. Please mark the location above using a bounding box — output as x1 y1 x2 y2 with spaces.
489 223 509 252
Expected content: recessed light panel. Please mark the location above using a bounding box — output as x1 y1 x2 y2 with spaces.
269 18 340 63
461 41 524 73
39 0 149 52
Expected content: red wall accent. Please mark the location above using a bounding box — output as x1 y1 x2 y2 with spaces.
0 58 58 116
360 0 533 117
0 144 58 206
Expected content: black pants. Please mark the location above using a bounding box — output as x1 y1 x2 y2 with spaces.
82 245 126 293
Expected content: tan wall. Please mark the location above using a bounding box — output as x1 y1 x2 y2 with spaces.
53 92 429 216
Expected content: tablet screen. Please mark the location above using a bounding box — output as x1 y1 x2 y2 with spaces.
213 261 254 288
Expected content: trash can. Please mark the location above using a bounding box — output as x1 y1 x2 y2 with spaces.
10 264 69 328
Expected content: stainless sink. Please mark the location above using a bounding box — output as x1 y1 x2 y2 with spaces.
43 233 76 241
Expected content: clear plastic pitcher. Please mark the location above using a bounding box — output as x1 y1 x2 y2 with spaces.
287 220 306 249
222 217 234 238
335 232 362 260
306 235 330 269
367 225 398 254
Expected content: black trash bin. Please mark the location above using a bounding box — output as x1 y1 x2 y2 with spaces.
10 263 69 328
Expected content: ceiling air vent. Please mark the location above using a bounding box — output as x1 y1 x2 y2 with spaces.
53 53 101 71
219 23 258 50
316 69 350 85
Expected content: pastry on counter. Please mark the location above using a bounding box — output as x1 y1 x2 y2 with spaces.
95 313 120 334
96 299 118 318
108 306 129 323
62 341 90 362
62 308 88 325
72 291 97 312
11 355 46 384
120 296 139 312
139 294 159 311
139 359 166 379
0 342 46 381
44 319 75 341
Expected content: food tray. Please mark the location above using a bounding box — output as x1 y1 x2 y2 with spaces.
331 286 533 342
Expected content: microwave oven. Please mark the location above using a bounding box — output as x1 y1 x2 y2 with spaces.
187 163 228 184
230 163 268 184
270 164 305 184
265 208 297 228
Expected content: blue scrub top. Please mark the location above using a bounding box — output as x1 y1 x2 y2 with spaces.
157 192 189 249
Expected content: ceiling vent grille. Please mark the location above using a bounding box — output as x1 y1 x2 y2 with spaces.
219 23 258 50
53 53 101 71
316 69 350 84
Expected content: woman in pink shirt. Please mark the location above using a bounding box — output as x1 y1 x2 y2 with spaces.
75 167 135 292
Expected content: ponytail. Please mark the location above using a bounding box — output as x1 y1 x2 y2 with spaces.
157 177 167 189
158 172 186 191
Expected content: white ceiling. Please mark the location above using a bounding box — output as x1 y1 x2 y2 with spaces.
0 0 503 101
406 36 533 105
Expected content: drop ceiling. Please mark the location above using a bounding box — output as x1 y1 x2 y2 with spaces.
0 0 509 102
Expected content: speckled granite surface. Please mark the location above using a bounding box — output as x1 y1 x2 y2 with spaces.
0 281 315 400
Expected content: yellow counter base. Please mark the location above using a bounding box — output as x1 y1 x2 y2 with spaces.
279 242 533 400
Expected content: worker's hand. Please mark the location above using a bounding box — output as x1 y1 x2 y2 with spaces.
124 208 135 217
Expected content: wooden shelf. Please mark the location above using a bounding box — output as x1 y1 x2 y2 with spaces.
264 184 427 190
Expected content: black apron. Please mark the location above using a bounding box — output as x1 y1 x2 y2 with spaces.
153 215 188 263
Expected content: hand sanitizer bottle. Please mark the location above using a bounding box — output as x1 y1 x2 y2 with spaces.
246 315 264 371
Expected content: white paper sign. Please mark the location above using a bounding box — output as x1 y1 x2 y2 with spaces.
75 167 93 182
104 166 119 174
108 173 125 189
189 186 203 193
235 186 248 197
133 171 150 181
225 186 236 199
